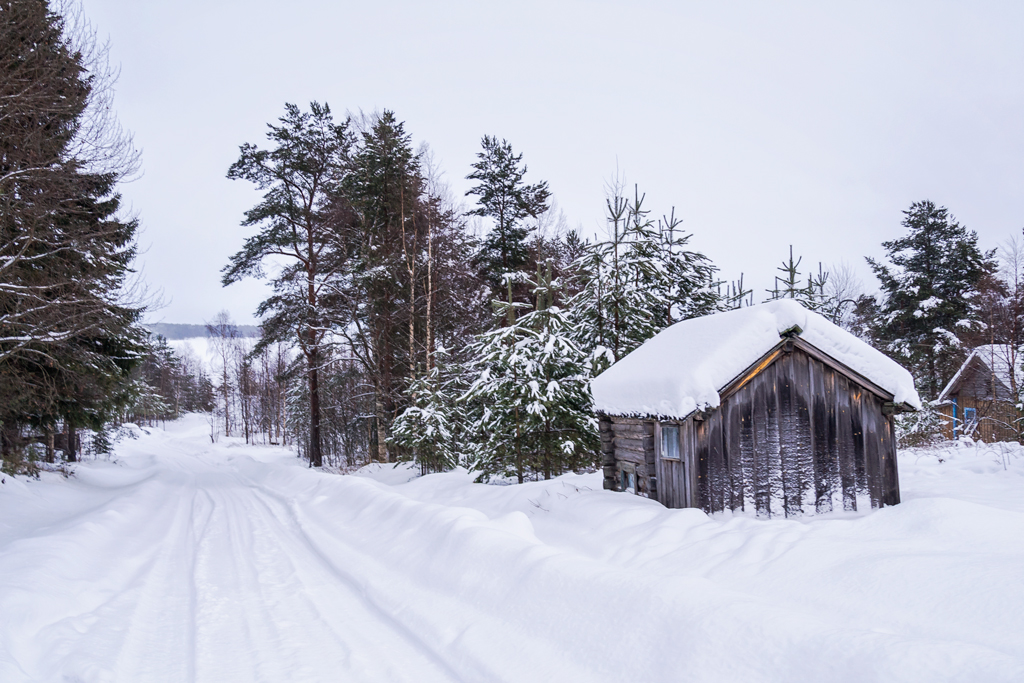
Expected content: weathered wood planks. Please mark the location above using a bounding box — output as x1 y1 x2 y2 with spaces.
603 346 901 516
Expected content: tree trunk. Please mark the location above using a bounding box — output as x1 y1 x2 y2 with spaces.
544 420 552 480
223 363 230 437
426 219 434 371
308 344 323 467
45 430 54 463
65 419 77 463
376 394 389 463
401 188 417 378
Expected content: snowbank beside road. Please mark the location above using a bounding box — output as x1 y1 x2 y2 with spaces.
1 417 1022 682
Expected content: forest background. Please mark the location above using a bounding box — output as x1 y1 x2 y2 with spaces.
1 0 1019 481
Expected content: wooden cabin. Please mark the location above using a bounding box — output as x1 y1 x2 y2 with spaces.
590 300 921 517
937 345 1021 442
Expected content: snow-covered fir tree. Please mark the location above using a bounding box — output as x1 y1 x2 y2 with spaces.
764 246 831 312
463 268 597 482
391 346 464 474
865 201 996 400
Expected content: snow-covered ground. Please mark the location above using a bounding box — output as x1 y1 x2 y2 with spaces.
166 336 215 364
1 416 1022 682
166 336 231 372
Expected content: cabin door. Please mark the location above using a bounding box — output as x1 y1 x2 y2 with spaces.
656 422 692 508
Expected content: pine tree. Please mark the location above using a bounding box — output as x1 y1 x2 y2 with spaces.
764 245 831 313
223 102 353 467
337 111 426 463
865 201 996 400
466 136 550 295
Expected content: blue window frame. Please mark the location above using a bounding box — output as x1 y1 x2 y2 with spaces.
620 468 636 494
661 424 680 460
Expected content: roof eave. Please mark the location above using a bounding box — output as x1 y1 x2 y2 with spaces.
596 332 903 419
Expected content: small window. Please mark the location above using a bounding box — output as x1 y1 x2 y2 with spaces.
963 407 977 427
621 468 635 494
661 424 680 460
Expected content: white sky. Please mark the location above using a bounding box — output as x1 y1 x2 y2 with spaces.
80 0 1024 325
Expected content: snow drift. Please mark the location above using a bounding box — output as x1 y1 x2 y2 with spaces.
0 415 1020 682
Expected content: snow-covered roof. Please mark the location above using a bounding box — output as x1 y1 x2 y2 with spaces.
938 344 1022 402
591 299 922 419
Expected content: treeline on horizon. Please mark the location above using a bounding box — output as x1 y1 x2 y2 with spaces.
2 1 1019 479
145 322 261 340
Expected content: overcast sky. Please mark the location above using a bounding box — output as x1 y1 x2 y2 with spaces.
80 0 1024 325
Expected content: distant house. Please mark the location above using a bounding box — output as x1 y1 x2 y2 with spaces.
591 300 921 517
937 345 1021 442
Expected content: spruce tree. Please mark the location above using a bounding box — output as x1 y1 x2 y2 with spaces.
865 200 996 400
337 111 426 463
764 245 831 313
1 0 144 459
390 347 463 474
466 136 550 295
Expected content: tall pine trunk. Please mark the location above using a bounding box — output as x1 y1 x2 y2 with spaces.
308 338 323 467
375 394 389 463
222 361 230 437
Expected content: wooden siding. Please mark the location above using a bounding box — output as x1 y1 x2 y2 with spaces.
937 397 1020 443
937 359 1021 442
606 346 899 517
653 420 697 508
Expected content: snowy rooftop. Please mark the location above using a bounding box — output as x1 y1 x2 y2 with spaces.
938 344 1022 401
591 299 922 419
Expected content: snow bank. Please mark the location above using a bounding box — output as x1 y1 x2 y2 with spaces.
591 299 922 418
351 461 422 485
1 416 1020 682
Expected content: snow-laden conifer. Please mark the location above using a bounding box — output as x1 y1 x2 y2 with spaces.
463 268 597 482
391 347 464 474
465 136 550 296
865 201 996 400
764 245 832 313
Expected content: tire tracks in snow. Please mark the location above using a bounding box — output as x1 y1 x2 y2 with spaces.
245 478 610 683
185 465 462 682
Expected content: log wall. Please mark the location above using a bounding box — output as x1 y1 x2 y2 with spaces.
606 418 655 498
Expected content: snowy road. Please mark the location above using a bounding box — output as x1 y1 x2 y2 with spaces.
2 416 1023 682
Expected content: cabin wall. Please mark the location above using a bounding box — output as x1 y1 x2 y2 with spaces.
938 396 1020 443
604 417 656 498
937 361 1021 442
698 348 898 516
608 347 900 516
653 419 697 508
